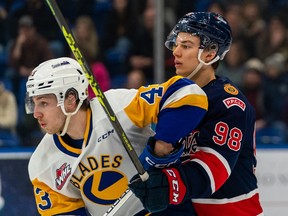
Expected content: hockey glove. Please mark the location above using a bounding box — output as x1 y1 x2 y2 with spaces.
139 137 183 171
129 167 187 213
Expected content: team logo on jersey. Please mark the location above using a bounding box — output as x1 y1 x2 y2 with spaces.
179 130 199 157
55 163 71 190
224 84 238 95
82 169 128 205
223 97 246 111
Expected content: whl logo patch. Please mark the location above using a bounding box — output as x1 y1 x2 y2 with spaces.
55 163 71 190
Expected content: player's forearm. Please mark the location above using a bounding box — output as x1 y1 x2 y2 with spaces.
153 140 174 157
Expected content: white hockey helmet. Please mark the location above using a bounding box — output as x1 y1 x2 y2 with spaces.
26 57 88 114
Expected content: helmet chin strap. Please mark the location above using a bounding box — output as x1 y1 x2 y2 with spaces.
186 61 204 79
186 49 220 79
59 114 72 136
59 101 84 136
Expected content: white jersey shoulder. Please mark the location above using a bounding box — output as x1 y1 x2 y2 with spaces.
28 92 152 215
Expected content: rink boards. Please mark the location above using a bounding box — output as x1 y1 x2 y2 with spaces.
0 146 287 216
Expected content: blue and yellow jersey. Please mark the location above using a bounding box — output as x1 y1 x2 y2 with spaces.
28 76 208 216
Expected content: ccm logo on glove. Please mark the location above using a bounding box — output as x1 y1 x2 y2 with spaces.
143 156 179 169
163 168 186 205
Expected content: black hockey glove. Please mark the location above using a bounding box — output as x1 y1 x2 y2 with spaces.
129 167 187 213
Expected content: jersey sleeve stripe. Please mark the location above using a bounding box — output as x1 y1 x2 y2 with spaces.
160 84 208 111
159 76 206 110
192 190 263 216
192 188 260 204
124 76 207 129
191 158 216 193
198 147 231 174
190 147 230 191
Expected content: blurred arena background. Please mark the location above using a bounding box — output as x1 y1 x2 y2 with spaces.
0 0 288 215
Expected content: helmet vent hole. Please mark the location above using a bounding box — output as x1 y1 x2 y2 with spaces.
77 69 83 75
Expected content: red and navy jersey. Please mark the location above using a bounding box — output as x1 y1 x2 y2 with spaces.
155 77 264 216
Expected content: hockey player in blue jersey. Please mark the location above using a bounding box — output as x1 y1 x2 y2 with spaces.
129 12 264 215
25 57 208 215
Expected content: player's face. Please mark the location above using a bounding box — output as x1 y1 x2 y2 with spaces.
172 32 201 77
32 94 66 134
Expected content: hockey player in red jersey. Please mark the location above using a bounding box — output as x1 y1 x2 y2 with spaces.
129 12 264 215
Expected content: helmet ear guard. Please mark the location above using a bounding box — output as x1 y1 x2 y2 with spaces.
65 88 80 104
207 43 219 52
204 43 219 62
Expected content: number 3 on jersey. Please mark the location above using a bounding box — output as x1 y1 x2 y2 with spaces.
140 87 163 104
35 187 52 210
